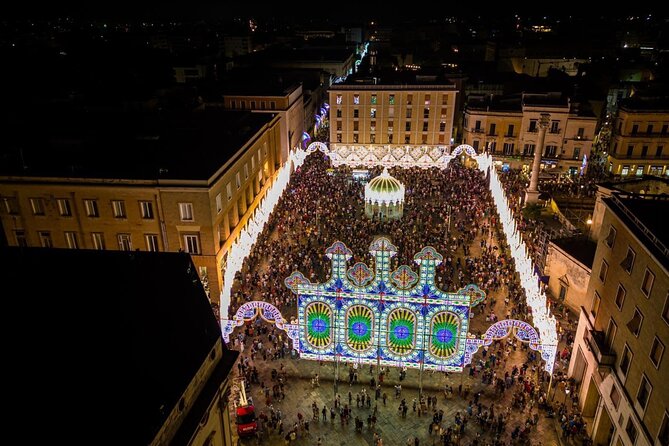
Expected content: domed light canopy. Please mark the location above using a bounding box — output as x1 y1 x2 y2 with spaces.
364 167 405 206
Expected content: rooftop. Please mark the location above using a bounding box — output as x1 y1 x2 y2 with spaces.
552 237 597 269
1 108 274 182
466 93 595 117
603 194 669 271
0 248 237 445
332 69 457 89
619 96 669 113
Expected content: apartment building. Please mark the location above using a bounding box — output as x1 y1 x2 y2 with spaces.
463 93 598 175
0 109 282 306
328 75 458 164
608 97 669 177
568 193 669 446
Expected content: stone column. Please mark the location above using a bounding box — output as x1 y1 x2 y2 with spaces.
525 113 551 205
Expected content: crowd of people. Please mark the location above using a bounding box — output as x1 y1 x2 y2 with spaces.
225 153 587 446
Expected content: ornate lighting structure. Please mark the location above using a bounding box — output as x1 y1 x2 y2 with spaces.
364 167 405 220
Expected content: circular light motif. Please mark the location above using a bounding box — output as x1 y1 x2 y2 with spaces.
430 312 459 359
387 308 416 356
346 305 374 351
305 302 332 349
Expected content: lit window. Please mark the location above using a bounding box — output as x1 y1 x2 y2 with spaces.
244 164 249 179
112 200 126 218
118 234 132 251
641 269 655 297
591 291 601 318
140 201 154 219
605 226 616 248
57 199 72 217
216 194 222 214
226 183 232 200
619 344 632 379
620 247 636 274
650 337 664 368
424 94 431 105
184 234 201 254
38 231 52 248
179 203 194 221
370 108 376 118
84 199 99 218
236 172 241 189
636 375 652 412
615 284 626 310
353 94 359 105
371 94 377 105
145 234 159 252
389 94 395 105
627 307 643 337
30 198 45 216
64 232 78 249
91 233 105 250
599 259 608 282
336 95 342 105
1 196 18 214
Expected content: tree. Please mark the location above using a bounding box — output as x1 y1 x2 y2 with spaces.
522 203 542 221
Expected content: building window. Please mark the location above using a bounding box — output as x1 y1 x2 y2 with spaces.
473 140 479 150
523 144 535 156
404 135 410 144
406 109 412 119
269 101 276 109
336 121 342 131
503 143 514 155
647 124 654 134
650 337 664 368
591 291 601 318
636 375 652 412
118 234 132 251
353 134 359 143
605 226 616 248
91 233 105 250
573 147 581 160
545 145 558 157
250 101 256 109
336 94 342 105
627 145 634 157
389 94 395 105
370 134 376 143
619 344 632 379
657 146 664 157
353 109 359 118
84 199 99 217
642 146 648 157
112 200 126 218
620 247 636 274
423 108 430 119
664 293 669 325
337 133 342 143
240 100 246 109
30 198 45 215
64 232 78 249
528 120 537 132
57 199 72 217
236 172 241 189
626 419 638 444
605 319 617 351
627 307 643 337
615 284 626 310
599 259 608 282
610 385 621 409
407 94 413 105
38 231 52 248
336 109 342 118
440 121 446 132
424 95 431 105
635 165 644 176
550 121 559 133
353 94 359 105
226 183 232 200
641 268 655 297
145 234 159 252
475 120 481 131
421 134 428 144
559 283 567 300
140 201 154 219
215 194 222 214
370 108 376 118
422 122 428 132
578 127 585 138
370 121 376 132
441 95 448 105
405 122 411 132
658 412 669 446
388 134 393 143
244 164 249 180
489 123 496 135
14 230 27 247
179 203 194 221
1 196 18 214
371 94 377 105
353 121 359 132
183 234 201 254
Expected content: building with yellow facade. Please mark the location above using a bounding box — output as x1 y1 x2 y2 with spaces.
608 96 669 177
463 93 598 175
328 73 457 167
0 109 283 309
568 192 669 446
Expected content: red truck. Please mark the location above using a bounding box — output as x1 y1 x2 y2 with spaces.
235 381 257 437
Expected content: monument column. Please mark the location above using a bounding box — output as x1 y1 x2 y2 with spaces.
525 113 550 205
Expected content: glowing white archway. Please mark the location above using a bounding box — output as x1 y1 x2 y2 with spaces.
451 144 477 157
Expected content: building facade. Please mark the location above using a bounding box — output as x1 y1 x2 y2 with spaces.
463 93 598 175
545 238 596 314
568 193 669 446
0 111 283 308
608 98 669 178
328 84 457 162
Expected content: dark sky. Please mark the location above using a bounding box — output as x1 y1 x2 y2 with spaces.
2 1 665 20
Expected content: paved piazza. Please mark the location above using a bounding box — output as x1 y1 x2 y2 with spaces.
226 154 577 446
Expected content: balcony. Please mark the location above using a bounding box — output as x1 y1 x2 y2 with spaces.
549 128 562 135
471 128 484 133
585 329 616 369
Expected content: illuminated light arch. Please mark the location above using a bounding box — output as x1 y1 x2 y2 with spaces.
286 237 482 371
306 141 330 154
221 301 299 348
451 144 478 157
305 301 333 349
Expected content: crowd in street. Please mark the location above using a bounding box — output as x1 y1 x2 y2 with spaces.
225 153 586 446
